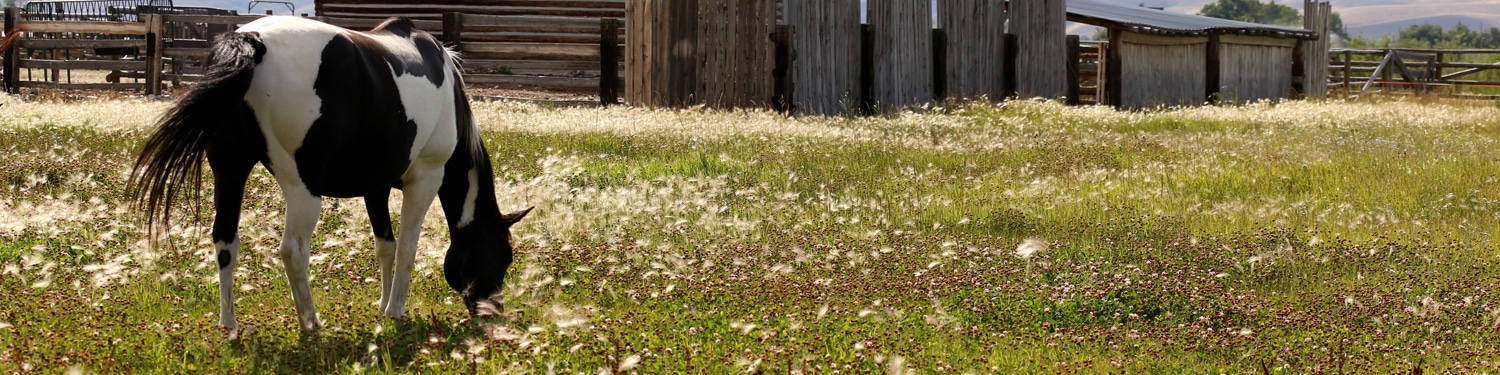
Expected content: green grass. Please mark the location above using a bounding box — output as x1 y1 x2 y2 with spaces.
3 96 1500 373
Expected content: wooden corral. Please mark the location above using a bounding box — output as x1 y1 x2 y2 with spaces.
1329 48 1500 99
1070 0 1317 108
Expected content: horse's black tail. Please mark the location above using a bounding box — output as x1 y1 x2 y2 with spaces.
128 32 265 241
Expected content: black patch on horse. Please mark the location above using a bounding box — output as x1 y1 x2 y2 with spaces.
294 33 422 198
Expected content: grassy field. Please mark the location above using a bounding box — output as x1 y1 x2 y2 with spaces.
3 94 1500 373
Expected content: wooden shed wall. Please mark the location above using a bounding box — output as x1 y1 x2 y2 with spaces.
939 0 1005 100
1217 35 1295 103
1118 31 1206 108
867 0 931 109
696 0 775 108
785 0 860 114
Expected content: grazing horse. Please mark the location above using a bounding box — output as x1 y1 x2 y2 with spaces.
129 16 530 331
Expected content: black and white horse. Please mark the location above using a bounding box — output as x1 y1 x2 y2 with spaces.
130 16 529 331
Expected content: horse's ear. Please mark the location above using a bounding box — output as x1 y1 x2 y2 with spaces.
501 207 533 225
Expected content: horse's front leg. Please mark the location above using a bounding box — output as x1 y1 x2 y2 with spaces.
279 188 324 331
364 191 397 308
382 166 443 318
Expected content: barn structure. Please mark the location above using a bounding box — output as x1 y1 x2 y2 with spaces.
1067 0 1318 108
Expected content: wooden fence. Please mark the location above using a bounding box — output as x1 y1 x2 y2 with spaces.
1 8 624 101
1328 48 1500 99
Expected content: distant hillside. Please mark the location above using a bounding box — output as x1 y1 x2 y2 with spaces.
1348 15 1500 38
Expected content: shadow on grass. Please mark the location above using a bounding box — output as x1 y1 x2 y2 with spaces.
226 313 478 373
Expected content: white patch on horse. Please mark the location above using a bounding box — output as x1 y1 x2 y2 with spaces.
239 17 338 187
459 168 478 228
215 238 240 330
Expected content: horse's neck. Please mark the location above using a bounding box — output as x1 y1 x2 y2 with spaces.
437 148 500 230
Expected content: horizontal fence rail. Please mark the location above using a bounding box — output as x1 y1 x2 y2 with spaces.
1328 48 1500 99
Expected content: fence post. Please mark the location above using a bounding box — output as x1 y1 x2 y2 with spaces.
599 17 619 106
441 12 462 47
145 14 164 95
1065 34 1079 105
4 7 19 93
931 28 946 101
772 24 794 113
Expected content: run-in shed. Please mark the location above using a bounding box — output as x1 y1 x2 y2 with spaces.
1068 0 1317 108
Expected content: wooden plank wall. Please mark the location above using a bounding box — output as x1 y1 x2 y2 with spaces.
1301 0 1330 98
1011 0 1065 99
696 0 774 108
784 0 859 115
1118 31 1206 108
938 0 1005 100
1218 35 1295 103
624 0 697 106
318 0 625 21
867 0 930 110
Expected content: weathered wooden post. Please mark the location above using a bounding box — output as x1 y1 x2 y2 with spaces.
785 0 859 115
145 14 164 95
1301 0 1331 98
938 0 1006 101
1011 0 1066 99
599 18 620 106
866 0 931 110
441 12 462 47
1066 34 1080 105
1002 33 1018 98
3 7 19 93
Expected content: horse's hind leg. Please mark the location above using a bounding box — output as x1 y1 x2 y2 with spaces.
278 188 324 331
364 190 397 308
208 150 255 332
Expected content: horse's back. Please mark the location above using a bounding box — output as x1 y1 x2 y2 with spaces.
236 16 460 198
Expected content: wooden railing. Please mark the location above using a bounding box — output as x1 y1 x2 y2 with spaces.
1329 48 1500 98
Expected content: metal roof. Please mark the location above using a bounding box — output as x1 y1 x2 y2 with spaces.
1067 0 1317 39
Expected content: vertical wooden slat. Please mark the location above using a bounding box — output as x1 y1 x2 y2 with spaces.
867 0 931 110
786 0 859 115
3 7 18 93
939 0 1005 101
600 18 620 105
1066 34 1080 105
1012 0 1066 99
932 28 947 100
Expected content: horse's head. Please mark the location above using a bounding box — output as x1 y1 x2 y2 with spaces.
443 207 532 316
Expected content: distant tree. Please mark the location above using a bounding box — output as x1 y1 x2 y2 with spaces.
1201 0 1347 39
